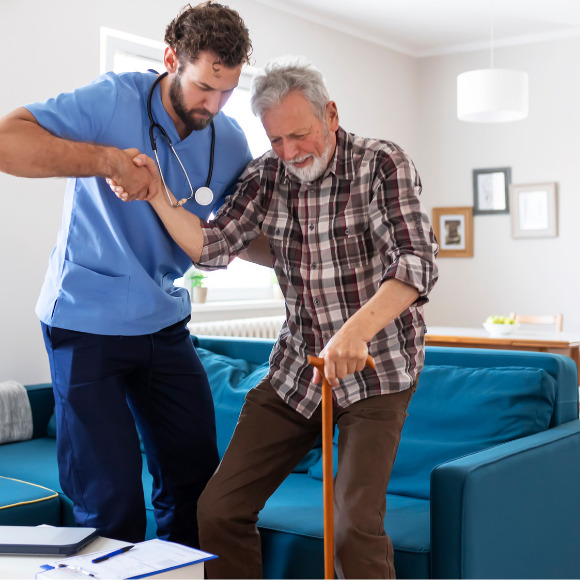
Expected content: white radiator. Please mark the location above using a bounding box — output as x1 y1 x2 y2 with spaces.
189 315 285 339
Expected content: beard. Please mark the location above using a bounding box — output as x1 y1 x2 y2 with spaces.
283 128 334 183
169 72 215 132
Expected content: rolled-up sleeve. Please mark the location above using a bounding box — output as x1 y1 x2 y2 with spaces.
197 163 265 270
370 150 439 303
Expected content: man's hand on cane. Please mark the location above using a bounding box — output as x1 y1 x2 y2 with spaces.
312 323 371 387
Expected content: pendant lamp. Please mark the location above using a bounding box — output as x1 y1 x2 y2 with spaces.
457 8 528 122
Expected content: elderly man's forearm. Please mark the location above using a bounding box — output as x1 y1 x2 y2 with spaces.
343 278 419 342
148 194 204 261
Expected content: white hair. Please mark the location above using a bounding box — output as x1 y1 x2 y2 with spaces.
250 56 330 120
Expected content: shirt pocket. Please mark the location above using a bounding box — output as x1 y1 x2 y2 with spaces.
331 205 375 269
262 211 301 275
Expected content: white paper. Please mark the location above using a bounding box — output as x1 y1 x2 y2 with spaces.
518 190 549 230
51 539 215 579
36 568 94 579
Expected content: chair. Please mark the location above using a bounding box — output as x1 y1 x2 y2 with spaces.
509 312 563 332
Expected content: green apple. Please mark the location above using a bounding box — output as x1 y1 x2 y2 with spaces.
485 315 516 325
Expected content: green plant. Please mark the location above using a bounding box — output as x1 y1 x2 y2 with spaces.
184 268 207 288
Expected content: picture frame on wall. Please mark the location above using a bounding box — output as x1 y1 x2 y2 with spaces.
473 167 511 215
509 182 558 239
432 206 473 257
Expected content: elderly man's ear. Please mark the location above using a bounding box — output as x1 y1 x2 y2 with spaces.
326 101 339 131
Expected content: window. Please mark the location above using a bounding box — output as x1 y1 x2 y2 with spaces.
102 28 276 303
100 27 165 75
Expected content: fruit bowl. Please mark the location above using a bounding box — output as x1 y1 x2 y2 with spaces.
483 322 519 336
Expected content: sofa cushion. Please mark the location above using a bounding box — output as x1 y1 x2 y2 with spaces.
195 346 322 472
196 346 269 458
0 475 60 526
0 439 63 496
308 365 556 500
259 474 431 579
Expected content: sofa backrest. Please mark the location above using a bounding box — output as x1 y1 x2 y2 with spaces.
305 347 578 499
196 336 275 367
195 338 578 499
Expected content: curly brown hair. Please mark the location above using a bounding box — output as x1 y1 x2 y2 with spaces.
165 2 252 68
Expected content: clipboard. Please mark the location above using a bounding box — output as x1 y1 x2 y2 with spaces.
49 538 216 579
0 526 98 556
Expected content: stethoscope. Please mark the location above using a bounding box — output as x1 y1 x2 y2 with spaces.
147 71 215 207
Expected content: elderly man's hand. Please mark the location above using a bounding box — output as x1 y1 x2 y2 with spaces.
105 148 157 202
106 149 161 202
312 324 370 388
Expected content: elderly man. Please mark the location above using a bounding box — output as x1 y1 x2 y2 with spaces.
113 57 438 578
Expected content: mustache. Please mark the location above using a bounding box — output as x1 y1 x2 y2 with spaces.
188 108 214 118
286 154 313 164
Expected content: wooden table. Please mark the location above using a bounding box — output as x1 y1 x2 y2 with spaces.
426 326 580 371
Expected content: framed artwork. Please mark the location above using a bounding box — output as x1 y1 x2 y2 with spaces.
432 206 474 257
510 182 558 239
473 167 511 215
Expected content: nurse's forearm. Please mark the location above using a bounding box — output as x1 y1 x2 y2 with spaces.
148 193 204 262
0 108 133 179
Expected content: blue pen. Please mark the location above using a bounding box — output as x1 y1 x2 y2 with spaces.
92 544 134 563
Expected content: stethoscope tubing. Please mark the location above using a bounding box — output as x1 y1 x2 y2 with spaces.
147 71 215 191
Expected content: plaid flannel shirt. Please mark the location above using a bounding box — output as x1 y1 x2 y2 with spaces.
199 127 438 418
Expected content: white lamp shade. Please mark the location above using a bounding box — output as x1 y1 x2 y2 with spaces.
457 69 529 122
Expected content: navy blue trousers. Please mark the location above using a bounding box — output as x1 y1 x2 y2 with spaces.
41 317 219 547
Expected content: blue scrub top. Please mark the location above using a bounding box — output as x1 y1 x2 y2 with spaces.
27 71 252 336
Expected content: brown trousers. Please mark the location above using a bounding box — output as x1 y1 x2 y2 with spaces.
198 377 416 579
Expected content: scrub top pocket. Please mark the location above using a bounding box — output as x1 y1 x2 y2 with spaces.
54 260 130 331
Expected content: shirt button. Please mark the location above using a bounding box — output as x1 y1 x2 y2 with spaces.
345 228 350 235
323 333 329 339
309 224 314 231
314 298 320 306
275 228 280 235
311 263 317 269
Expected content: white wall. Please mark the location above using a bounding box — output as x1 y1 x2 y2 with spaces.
6 2 574 385
0 0 419 384
417 37 580 330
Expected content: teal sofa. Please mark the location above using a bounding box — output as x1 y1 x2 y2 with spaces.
2 336 580 579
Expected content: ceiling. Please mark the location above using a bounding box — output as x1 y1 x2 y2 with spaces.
253 0 580 57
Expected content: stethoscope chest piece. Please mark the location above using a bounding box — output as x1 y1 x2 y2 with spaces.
195 186 214 206
148 71 216 209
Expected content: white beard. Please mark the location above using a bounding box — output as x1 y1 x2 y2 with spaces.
283 132 333 183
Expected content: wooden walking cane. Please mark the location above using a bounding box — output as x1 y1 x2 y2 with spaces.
307 354 375 580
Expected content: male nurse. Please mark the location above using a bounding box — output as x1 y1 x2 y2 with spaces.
0 2 253 548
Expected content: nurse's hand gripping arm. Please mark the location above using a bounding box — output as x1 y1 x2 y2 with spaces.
0 108 154 201
110 153 272 268
110 153 205 262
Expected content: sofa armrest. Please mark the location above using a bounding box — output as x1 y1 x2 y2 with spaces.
25 383 55 439
431 420 580 579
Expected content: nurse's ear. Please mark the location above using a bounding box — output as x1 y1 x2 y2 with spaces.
163 46 179 74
